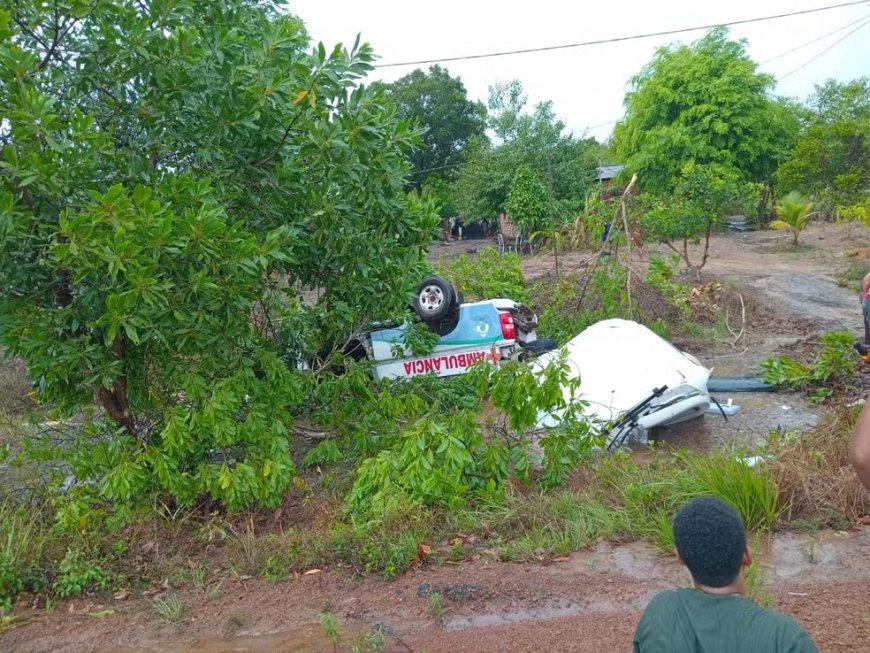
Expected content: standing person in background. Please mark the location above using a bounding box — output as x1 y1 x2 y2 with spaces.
856 271 870 356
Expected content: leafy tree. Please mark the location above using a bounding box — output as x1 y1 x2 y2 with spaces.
776 78 869 215
377 65 486 194
454 81 602 224
771 192 815 246
0 1 436 518
506 166 549 233
615 28 794 194
642 163 759 271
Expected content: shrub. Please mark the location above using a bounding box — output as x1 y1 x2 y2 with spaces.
345 353 600 518
761 331 857 390
535 260 633 344
770 405 869 526
53 549 110 599
770 192 816 245
437 249 528 302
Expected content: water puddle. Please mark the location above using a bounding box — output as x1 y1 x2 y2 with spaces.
654 392 819 450
766 529 870 583
105 622 365 653
444 597 651 631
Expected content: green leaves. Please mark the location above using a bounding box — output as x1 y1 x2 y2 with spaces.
770 191 815 245
505 166 549 233
0 0 436 517
615 28 788 194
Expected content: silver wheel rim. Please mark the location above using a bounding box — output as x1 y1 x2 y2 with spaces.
419 285 445 313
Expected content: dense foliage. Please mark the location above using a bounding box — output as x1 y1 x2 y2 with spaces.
642 162 760 270
615 28 795 194
376 65 486 198
776 78 870 216
454 81 604 224
0 0 437 517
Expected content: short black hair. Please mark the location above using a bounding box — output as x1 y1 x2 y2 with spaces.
673 496 746 588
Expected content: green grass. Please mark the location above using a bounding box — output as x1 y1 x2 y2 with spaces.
0 502 47 613
427 591 444 624
153 593 183 625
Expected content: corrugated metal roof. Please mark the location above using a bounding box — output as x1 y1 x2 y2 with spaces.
597 165 626 180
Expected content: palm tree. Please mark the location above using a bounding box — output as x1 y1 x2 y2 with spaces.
771 192 815 246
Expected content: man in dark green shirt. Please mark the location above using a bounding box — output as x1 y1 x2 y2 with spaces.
633 496 818 653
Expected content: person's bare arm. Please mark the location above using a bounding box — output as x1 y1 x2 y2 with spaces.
851 400 870 490
861 273 870 301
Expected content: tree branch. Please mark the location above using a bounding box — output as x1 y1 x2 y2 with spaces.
253 111 304 168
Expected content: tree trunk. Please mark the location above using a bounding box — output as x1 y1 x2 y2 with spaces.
97 335 140 441
699 225 712 271
665 240 692 270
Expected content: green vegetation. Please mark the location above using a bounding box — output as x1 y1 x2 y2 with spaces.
615 27 794 195
427 591 445 624
452 80 604 223
761 331 857 391
53 549 110 599
437 249 528 302
1 0 869 624
0 0 437 521
506 166 550 233
0 503 46 612
777 78 870 218
770 192 816 246
152 594 183 625
374 65 486 199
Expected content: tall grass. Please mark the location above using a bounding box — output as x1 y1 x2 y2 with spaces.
0 502 47 612
769 405 869 526
594 449 782 550
679 453 782 532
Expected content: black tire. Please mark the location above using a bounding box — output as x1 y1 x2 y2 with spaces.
519 338 557 361
414 276 456 322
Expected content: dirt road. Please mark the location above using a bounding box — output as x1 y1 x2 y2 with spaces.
4 530 869 652
4 223 870 653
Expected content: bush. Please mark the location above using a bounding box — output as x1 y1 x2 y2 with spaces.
53 549 110 599
761 331 857 390
596 450 781 547
437 249 528 302
770 405 869 526
345 353 600 518
534 260 633 344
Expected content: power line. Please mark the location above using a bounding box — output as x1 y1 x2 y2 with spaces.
779 16 870 79
375 0 870 68
584 15 870 134
760 13 870 64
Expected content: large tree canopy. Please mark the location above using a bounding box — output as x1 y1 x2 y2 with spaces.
453 81 602 223
777 77 870 214
614 27 794 194
377 65 485 193
0 0 436 515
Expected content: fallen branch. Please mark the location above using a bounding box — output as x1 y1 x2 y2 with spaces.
291 424 335 441
724 292 746 346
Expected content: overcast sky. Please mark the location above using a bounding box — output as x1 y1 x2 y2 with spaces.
290 0 870 142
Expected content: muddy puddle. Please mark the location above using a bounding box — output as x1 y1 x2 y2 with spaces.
654 391 819 451
443 597 651 631
106 622 368 653
133 529 870 653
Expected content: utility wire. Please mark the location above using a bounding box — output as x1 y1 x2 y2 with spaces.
375 0 870 68
573 14 870 134
760 13 870 64
779 16 870 79
406 5 870 175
